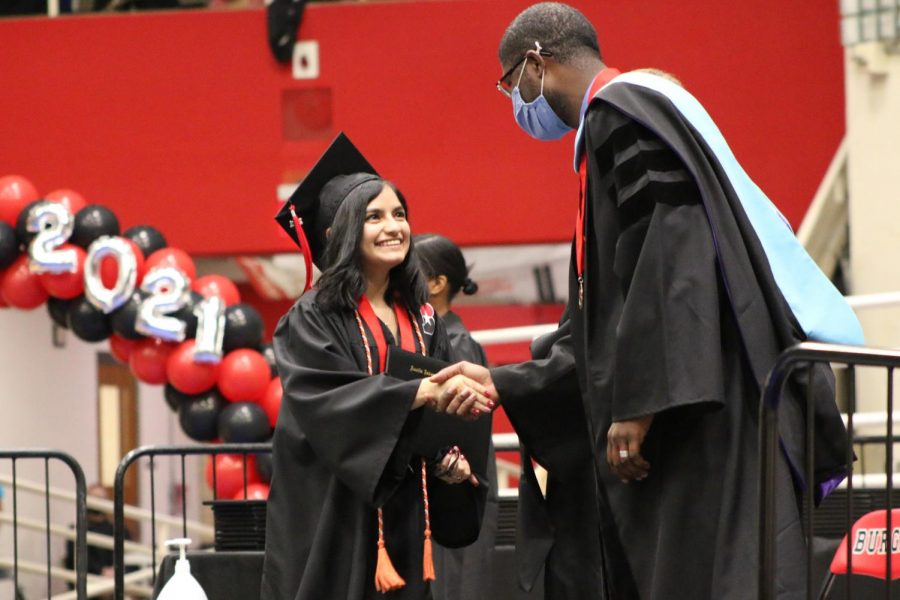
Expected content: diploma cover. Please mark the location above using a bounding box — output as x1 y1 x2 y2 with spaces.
385 346 492 478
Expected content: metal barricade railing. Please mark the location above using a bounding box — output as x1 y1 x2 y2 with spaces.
759 342 900 600
113 443 272 600
0 449 87 600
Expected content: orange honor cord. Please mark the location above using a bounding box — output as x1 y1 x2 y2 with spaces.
354 298 430 591
375 506 407 592
421 459 435 582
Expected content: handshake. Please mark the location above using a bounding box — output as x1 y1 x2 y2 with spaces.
414 361 497 420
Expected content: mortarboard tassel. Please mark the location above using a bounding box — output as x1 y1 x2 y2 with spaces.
288 203 314 293
421 459 436 582
374 508 406 593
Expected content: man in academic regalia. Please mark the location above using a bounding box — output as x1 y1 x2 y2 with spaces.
432 3 864 599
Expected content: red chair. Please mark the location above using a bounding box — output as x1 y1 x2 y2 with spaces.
819 508 900 599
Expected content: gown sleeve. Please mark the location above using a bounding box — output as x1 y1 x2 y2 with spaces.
490 318 589 478
272 298 423 506
588 105 726 422
426 471 487 548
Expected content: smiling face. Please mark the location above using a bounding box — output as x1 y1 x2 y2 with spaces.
358 185 411 277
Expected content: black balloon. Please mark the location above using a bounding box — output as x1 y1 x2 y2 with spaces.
223 303 264 353
47 297 75 329
71 204 120 249
218 402 271 443
67 297 113 342
164 383 194 413
110 290 148 341
15 200 43 247
256 446 273 484
259 342 277 378
0 222 20 270
123 225 167 258
173 291 203 340
178 389 227 442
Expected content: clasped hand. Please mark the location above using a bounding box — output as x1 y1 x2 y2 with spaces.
425 361 497 419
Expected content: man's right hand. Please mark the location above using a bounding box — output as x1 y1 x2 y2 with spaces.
429 361 497 417
607 415 653 483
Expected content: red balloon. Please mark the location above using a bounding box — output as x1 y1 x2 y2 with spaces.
219 349 271 402
129 338 175 384
0 175 39 226
0 270 8 308
145 247 196 281
100 239 145 289
259 377 282 428
109 335 138 365
234 482 269 501
166 340 220 395
192 274 241 306
38 244 86 299
45 189 86 215
1 255 48 309
205 454 260 499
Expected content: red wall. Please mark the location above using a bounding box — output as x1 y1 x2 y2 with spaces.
0 1 844 256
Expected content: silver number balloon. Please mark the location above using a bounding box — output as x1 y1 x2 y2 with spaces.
27 201 77 274
84 236 138 313
135 266 190 342
192 295 226 363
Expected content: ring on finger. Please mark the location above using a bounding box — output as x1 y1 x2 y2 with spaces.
618 449 629 459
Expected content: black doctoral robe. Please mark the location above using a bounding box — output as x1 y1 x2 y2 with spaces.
260 291 486 600
430 310 498 600
493 78 849 599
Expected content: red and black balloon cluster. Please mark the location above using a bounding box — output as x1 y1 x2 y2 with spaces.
0 175 281 499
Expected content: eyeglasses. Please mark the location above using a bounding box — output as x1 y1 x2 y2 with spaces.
496 47 553 98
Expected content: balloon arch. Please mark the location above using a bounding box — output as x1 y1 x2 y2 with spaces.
0 175 278 500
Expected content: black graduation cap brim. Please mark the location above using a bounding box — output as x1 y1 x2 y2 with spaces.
275 132 379 260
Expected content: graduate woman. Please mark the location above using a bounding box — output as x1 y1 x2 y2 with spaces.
261 134 491 600
414 234 498 600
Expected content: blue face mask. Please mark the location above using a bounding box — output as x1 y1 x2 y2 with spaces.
512 65 572 141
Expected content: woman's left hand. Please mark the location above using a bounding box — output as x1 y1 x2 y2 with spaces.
434 446 479 486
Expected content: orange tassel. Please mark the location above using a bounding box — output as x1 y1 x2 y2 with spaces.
422 528 436 582
375 539 406 593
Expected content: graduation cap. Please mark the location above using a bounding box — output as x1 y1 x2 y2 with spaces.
275 132 381 292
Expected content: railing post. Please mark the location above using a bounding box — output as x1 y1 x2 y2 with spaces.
113 443 273 598
758 351 793 600
758 342 900 599
0 450 87 598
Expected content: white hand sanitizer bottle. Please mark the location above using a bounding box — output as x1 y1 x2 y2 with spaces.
156 538 209 600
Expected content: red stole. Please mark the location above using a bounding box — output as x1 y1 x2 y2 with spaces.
357 295 418 373
576 67 620 307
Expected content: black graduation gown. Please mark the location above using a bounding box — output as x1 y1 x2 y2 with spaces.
511 316 606 600
260 291 486 600
442 311 488 367
430 311 497 600
493 81 849 599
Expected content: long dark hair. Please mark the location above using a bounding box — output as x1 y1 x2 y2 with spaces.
316 179 428 313
414 233 478 300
